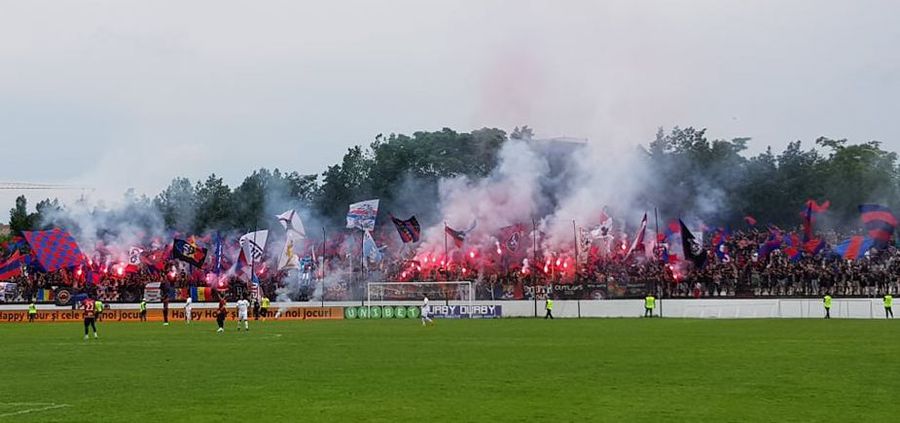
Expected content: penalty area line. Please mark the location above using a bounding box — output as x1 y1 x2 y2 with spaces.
0 403 70 418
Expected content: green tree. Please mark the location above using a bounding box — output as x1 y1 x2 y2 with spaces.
154 177 197 232
194 174 232 232
815 137 899 222
9 195 35 233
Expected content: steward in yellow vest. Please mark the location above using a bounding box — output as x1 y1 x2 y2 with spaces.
544 297 554 319
645 294 656 318
884 294 893 319
139 299 148 322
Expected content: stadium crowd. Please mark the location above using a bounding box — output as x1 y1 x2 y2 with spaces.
4 227 899 304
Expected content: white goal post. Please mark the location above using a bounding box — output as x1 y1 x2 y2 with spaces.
366 281 474 316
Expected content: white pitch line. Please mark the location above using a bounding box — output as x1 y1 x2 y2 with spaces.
0 403 69 418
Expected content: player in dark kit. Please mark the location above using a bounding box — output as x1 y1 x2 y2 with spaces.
215 297 227 333
162 294 170 326
82 297 98 340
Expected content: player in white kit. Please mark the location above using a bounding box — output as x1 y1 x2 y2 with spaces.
236 297 250 331
184 297 192 324
421 295 434 326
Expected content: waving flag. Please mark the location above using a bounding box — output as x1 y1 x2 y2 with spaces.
758 226 784 259
172 239 208 267
445 225 466 248
277 209 307 239
805 199 830 215
232 249 251 282
679 219 706 268
804 238 825 255
346 199 380 231
499 224 527 253
23 229 85 272
277 237 300 271
711 228 730 262
362 230 385 269
859 204 896 245
213 232 223 275
744 215 758 226
834 236 874 260
444 220 476 249
390 215 421 243
142 249 167 272
239 230 268 263
625 213 648 259
125 247 143 273
0 251 24 280
276 210 306 271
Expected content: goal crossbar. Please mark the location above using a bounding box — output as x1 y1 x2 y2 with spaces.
366 281 474 314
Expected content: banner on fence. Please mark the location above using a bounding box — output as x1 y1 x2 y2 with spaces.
428 304 502 319
0 306 344 323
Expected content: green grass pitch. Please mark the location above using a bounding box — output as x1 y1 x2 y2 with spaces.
1 318 898 422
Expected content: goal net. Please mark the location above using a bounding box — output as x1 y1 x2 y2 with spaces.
366 281 474 317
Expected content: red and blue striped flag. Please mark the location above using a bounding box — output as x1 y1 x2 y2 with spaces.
0 251 24 279
859 204 896 245
390 215 421 243
834 236 874 260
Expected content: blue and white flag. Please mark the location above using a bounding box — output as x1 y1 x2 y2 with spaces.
346 199 380 231
362 230 386 269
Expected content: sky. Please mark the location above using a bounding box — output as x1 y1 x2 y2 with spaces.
1 0 899 221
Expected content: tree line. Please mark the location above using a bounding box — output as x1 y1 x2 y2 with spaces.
7 125 899 239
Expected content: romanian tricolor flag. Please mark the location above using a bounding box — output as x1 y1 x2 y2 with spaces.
190 286 213 302
35 288 55 302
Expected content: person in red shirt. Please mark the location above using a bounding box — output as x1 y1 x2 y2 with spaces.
82 296 98 340
215 296 227 333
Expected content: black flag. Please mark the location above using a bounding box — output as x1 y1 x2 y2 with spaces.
679 219 707 268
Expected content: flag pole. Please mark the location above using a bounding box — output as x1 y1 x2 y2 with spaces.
251 225 258 301
359 228 366 282
654 207 662 312
654 207 660 257
321 226 326 307
532 217 538 317
572 219 578 282
443 221 448 263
